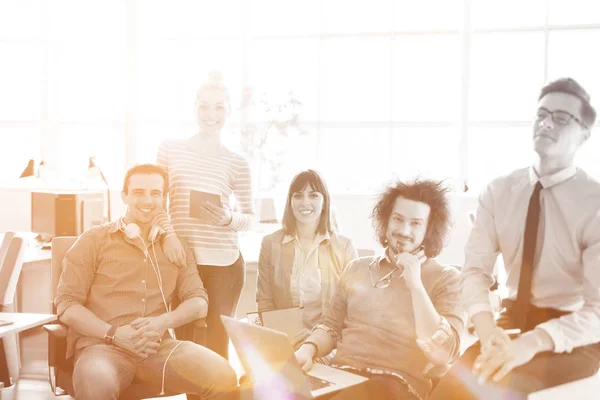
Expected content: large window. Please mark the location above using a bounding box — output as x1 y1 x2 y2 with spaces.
1 0 600 194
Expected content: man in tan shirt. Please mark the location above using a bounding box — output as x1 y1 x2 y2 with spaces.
294 178 466 400
55 163 238 400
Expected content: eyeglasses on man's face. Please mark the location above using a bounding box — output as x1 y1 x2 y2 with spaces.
536 107 587 129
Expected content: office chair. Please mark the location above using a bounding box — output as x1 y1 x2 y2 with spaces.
43 236 207 399
0 236 28 387
0 232 16 267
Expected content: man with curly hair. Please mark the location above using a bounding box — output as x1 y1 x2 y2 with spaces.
294 178 466 400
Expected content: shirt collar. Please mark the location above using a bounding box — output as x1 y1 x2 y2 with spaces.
528 165 577 189
283 231 331 245
371 247 394 268
108 219 122 234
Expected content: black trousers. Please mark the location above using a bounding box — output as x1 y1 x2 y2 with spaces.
197 254 245 360
428 302 600 400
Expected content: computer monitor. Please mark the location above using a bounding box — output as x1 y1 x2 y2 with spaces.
31 190 105 241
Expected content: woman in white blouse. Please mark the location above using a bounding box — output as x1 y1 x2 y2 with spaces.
256 169 358 347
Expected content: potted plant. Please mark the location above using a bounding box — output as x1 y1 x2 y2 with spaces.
239 87 307 222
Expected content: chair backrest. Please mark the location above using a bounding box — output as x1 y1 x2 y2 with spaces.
0 231 16 268
50 237 78 313
0 236 28 309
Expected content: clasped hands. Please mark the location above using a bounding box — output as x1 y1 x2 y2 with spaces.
472 327 538 384
114 316 168 358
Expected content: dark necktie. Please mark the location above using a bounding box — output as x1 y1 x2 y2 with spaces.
513 181 543 331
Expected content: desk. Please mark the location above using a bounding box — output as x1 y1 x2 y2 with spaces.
0 233 52 315
19 243 51 314
0 312 55 388
0 313 56 339
16 243 52 371
0 233 52 383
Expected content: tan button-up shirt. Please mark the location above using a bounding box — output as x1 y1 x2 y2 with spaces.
55 220 208 358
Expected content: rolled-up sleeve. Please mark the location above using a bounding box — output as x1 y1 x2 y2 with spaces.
418 268 466 365
461 183 501 320
55 232 98 317
153 212 177 238
176 243 208 304
536 211 600 353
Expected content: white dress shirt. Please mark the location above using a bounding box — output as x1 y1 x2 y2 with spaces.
461 165 600 353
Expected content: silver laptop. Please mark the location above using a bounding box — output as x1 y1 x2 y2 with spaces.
221 316 368 398
247 307 304 339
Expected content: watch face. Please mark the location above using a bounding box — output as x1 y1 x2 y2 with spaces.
104 326 117 344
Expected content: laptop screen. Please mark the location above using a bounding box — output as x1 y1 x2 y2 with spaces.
222 316 314 399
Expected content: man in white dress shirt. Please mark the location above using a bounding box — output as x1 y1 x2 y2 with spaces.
429 77 600 399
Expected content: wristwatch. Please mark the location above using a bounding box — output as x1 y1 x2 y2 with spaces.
104 325 118 345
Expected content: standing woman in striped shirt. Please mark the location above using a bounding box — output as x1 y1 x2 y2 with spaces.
155 71 256 359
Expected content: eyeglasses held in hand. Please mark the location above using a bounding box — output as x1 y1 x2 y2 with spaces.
369 263 403 288
369 244 424 289
369 242 404 289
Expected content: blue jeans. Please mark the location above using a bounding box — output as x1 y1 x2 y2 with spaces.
198 254 246 360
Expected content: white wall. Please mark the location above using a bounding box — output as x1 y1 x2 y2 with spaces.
441 193 479 266
331 192 479 266
330 193 382 253
0 188 31 232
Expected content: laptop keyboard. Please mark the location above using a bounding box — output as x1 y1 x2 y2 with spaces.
306 374 334 390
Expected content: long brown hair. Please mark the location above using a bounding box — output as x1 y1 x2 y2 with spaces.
282 169 332 236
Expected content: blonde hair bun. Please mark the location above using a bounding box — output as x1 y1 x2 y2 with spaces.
207 71 224 85
196 70 231 110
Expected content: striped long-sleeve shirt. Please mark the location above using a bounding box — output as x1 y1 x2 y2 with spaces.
157 138 256 266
